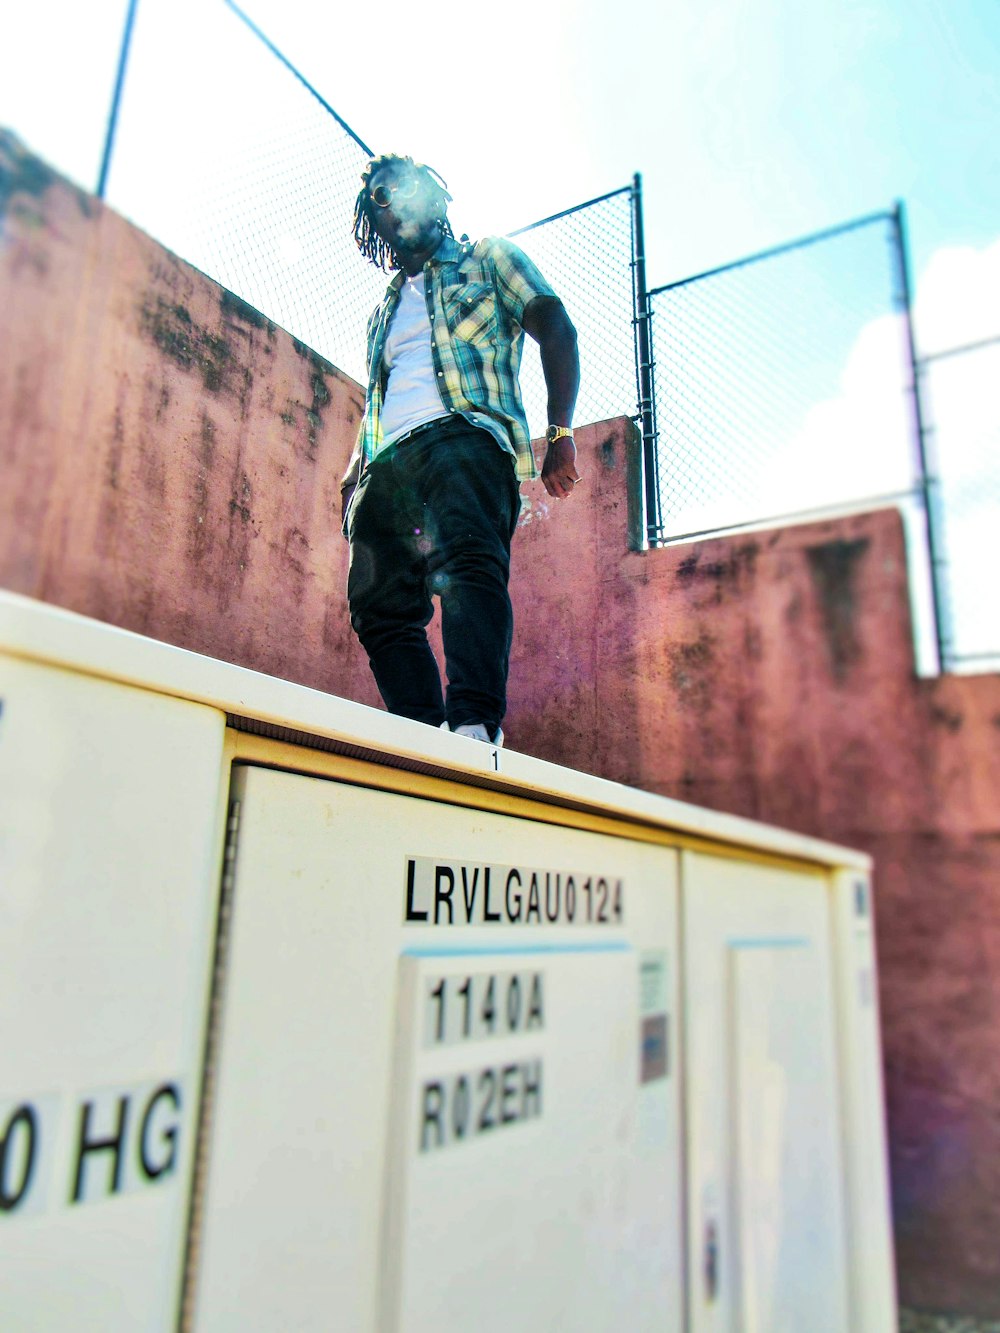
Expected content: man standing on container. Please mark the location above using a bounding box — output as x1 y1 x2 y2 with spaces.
342 153 581 747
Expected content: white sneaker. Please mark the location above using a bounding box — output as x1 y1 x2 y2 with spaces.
441 721 504 747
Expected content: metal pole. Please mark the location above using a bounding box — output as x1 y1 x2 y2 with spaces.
631 172 660 545
96 0 140 200
508 184 632 237
649 207 894 297
892 199 949 673
222 0 373 155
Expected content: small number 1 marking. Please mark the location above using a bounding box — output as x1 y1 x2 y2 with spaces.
491 748 499 771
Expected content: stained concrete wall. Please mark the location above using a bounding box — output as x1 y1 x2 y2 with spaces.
0 129 379 710
4 133 1000 1319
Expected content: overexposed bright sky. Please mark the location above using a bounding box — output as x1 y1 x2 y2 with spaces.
3 0 999 291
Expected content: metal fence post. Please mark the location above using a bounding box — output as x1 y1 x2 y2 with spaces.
891 199 949 673
96 0 140 199
223 0 373 154
631 173 659 546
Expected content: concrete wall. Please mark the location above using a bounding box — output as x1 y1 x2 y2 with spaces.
4 133 1000 1319
0 129 377 709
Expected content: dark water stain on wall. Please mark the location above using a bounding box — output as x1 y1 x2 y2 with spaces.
229 472 253 526
280 526 310 601
107 409 124 491
292 339 335 376
287 340 335 461
0 130 90 221
676 542 759 604
220 288 276 337
186 414 217 575
667 630 716 716
197 411 217 472
0 143 53 220
95 404 127 560
215 466 255 612
805 537 869 682
929 704 964 734
139 296 235 395
188 469 212 570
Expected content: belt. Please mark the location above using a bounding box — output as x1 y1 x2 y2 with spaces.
390 414 463 448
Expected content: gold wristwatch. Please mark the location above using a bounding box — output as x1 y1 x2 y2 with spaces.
546 425 575 444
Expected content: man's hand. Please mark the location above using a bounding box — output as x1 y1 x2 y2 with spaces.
541 436 581 500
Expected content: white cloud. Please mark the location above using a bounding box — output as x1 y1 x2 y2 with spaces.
914 238 1000 355
915 242 1000 665
764 311 915 510
782 239 1000 670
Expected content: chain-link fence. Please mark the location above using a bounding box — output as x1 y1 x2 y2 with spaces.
646 212 918 543
509 187 639 441
645 209 1000 670
100 1 640 427
105 0 383 385
920 336 1000 669
70 0 1000 672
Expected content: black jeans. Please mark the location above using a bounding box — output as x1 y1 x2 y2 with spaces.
347 419 521 734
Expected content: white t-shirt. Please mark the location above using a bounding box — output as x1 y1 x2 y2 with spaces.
380 273 449 445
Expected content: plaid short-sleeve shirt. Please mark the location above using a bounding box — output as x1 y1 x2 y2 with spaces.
347 234 558 485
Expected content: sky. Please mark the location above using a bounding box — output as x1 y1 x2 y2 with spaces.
3 0 998 291
2 0 998 667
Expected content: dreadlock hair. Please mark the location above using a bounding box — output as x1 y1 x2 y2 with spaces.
353 153 454 273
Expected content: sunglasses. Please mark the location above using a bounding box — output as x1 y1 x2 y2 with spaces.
369 175 423 209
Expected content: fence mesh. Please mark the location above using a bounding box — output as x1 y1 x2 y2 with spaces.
106 0 384 385
103 2 638 434
647 215 917 542
922 337 1000 668
509 188 638 441
89 1 1000 671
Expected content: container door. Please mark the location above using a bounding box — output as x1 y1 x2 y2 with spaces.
189 763 683 1333
0 654 226 1332
683 851 849 1333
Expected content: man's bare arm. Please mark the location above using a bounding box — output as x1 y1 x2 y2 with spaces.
522 296 581 500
